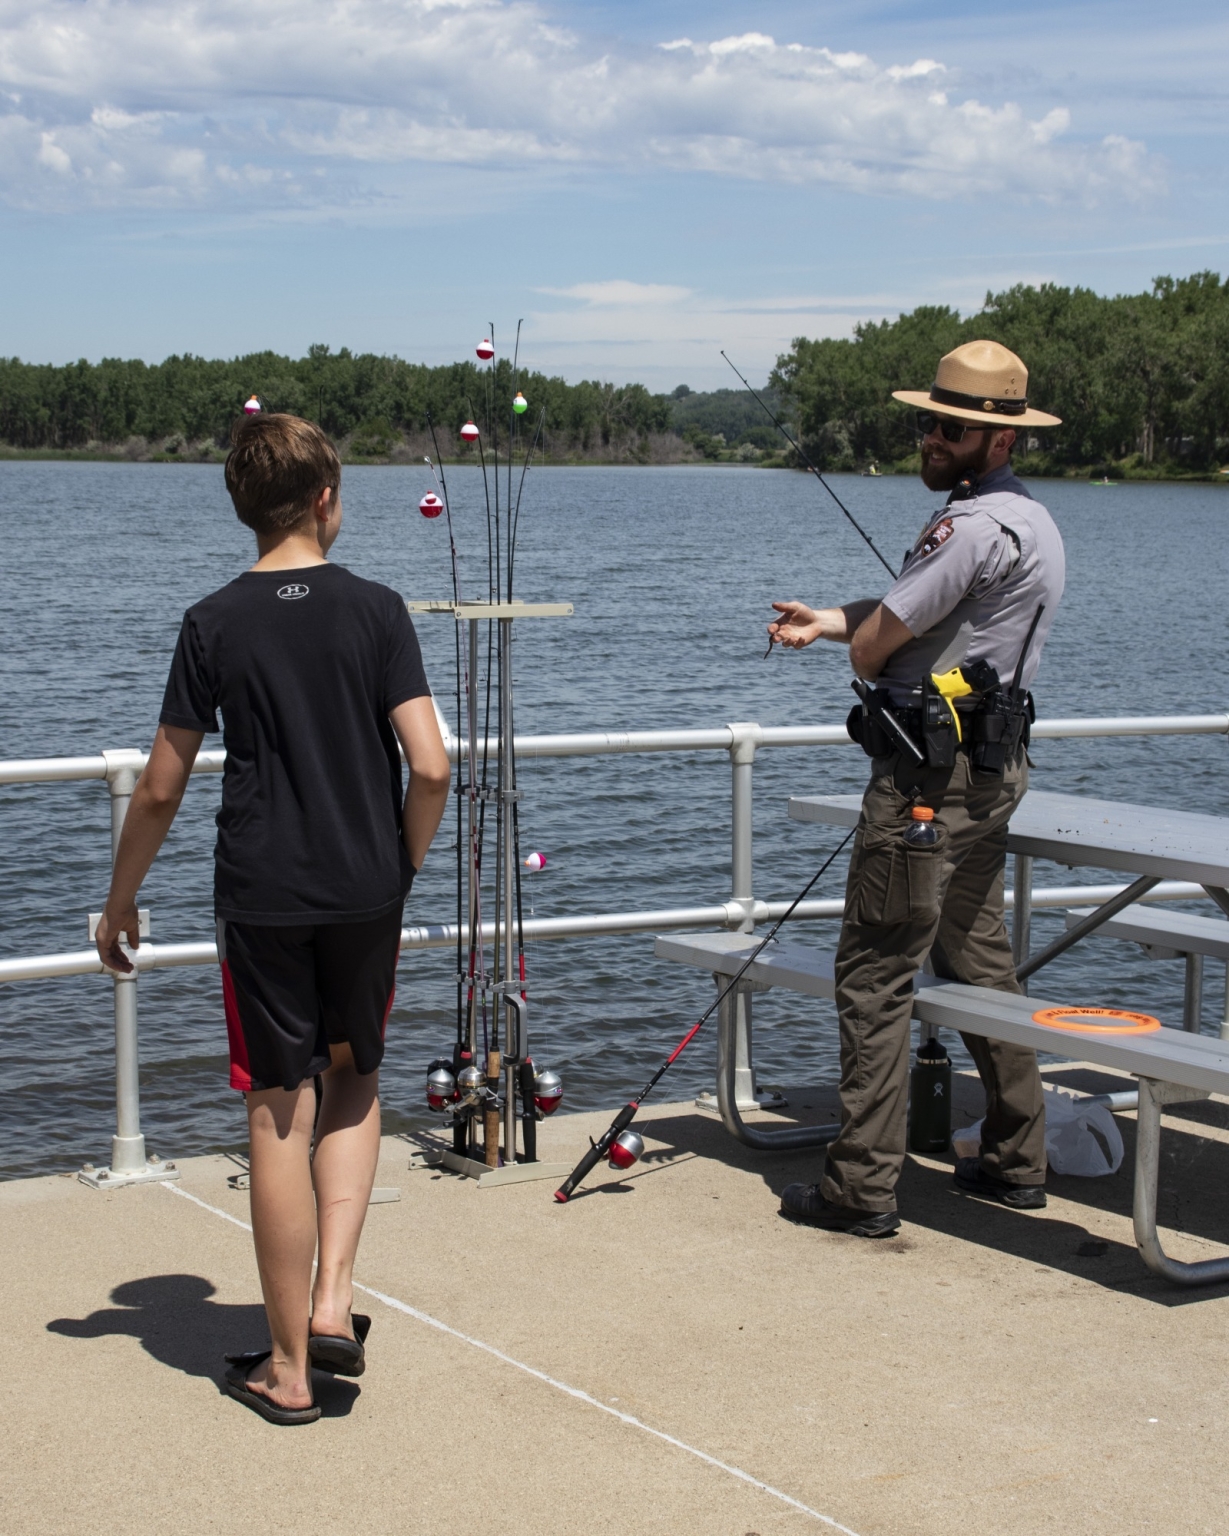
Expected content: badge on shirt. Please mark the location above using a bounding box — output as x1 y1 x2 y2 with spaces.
916 517 954 559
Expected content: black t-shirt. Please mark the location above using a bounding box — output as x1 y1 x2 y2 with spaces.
160 562 431 924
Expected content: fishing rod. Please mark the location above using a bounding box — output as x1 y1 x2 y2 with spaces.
720 350 897 582
423 418 479 1152
554 826 857 1202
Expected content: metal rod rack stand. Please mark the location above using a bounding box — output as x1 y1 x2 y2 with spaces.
410 600 573 1186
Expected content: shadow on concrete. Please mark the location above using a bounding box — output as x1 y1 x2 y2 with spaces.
634 1091 1229 1307
46 1274 360 1416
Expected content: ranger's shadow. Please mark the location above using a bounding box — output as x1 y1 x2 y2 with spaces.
46 1273 359 1416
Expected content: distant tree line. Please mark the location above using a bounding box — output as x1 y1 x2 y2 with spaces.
0 345 678 459
3 275 1228 473
772 273 1229 474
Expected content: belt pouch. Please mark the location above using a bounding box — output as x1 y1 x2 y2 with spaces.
846 700 893 759
969 696 1010 773
921 679 957 769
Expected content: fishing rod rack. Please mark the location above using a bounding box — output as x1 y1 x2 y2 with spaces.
410 599 574 1187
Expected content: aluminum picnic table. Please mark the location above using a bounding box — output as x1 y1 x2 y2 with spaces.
787 788 1229 983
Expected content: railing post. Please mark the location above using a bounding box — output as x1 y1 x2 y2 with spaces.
727 724 761 935
79 750 178 1189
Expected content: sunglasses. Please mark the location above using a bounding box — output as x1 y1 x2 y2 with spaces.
915 412 989 444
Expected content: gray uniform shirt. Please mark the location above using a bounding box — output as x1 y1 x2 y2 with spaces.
876 464 1065 705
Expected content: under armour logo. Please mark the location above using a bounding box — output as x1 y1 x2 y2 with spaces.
277 583 310 601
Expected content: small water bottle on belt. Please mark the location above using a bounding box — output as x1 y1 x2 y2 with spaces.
903 805 938 846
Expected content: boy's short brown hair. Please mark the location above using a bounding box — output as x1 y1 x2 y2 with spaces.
225 414 341 536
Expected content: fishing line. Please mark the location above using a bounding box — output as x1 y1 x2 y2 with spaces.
555 827 857 1202
720 351 898 581
508 317 523 588
509 408 546 592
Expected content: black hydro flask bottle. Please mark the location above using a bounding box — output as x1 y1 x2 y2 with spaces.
908 1034 952 1153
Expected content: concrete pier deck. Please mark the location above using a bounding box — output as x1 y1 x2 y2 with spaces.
5 1069 1229 1536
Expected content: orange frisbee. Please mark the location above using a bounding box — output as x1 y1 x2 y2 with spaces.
1032 1006 1161 1036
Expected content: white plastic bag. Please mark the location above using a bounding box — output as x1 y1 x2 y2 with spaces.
953 1085 1124 1177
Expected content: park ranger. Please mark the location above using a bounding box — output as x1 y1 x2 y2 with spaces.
767 340 1065 1238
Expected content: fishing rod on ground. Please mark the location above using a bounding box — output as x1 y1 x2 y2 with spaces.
720 350 898 591
553 826 857 1203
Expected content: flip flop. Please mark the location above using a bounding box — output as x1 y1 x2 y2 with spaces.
307 1313 371 1377
223 1349 321 1425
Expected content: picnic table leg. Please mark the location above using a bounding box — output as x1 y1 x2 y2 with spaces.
1222 962 1229 1043
1012 854 1033 993
1132 1076 1228 1285
1183 953 1204 1033
1197 888 1229 1041
715 978 838 1150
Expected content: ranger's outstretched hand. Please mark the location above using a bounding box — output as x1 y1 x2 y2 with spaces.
767 600 824 649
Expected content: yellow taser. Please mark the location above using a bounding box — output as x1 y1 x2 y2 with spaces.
930 667 975 742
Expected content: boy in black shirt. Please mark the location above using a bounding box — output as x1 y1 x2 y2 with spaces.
95 414 450 1424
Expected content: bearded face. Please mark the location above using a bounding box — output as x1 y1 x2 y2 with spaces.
920 425 998 491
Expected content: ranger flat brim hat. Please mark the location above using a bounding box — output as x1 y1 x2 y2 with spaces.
892 339 1061 429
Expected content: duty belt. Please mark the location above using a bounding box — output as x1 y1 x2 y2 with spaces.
847 685 1035 775
847 604 1046 777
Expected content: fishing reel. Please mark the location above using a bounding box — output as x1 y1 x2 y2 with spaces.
532 1068 563 1118
425 1059 457 1112
607 1129 644 1171
425 1057 493 1117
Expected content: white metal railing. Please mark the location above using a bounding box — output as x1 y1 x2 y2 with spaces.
2 710 1228 1183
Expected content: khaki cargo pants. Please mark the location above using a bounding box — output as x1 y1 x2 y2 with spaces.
819 748 1046 1214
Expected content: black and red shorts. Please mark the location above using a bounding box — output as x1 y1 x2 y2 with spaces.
217 908 402 1092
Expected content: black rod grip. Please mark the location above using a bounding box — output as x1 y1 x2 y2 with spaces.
519 1060 537 1164
554 1101 638 1203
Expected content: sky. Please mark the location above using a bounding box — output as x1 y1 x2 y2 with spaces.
1 0 1227 389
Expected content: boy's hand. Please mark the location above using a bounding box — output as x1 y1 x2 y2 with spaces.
96 903 140 975
768 600 824 649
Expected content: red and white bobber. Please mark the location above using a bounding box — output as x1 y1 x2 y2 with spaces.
460 420 480 443
607 1128 644 1170
418 492 444 518
476 338 494 360
523 851 546 872
243 394 261 415
533 1068 563 1116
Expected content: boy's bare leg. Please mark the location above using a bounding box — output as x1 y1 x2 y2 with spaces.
245 1083 317 1409
310 1042 381 1339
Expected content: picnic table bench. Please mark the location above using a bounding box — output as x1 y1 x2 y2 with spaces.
656 789 1229 1285
657 929 1229 1286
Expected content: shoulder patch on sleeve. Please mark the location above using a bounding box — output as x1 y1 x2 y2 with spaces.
916 516 954 558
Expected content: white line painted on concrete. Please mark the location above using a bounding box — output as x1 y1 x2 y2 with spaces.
165 1180 253 1231
164 1181 859 1534
358 1280 860 1531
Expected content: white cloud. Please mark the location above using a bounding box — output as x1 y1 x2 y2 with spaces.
0 0 1163 212
36 132 70 174
525 279 913 389
541 281 693 307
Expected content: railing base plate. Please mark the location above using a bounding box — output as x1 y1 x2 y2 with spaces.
696 1089 788 1116
78 1160 180 1189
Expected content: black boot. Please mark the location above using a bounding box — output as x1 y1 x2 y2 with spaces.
778 1183 901 1237
953 1157 1047 1209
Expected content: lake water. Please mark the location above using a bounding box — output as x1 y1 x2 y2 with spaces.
1 462 1226 1180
